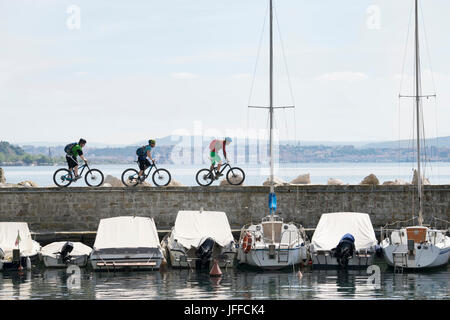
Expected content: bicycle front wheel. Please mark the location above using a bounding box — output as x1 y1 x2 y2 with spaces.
121 168 140 187
226 167 245 185
152 169 171 187
196 168 214 186
85 169 104 187
53 169 73 187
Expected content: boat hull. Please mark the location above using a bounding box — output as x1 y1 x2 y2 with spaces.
237 245 307 270
311 250 375 269
89 248 163 271
42 255 89 268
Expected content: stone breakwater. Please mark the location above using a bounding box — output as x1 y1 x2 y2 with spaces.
0 185 448 233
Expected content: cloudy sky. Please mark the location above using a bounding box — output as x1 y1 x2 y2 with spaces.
1 0 449 145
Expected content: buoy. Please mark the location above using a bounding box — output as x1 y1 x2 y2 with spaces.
297 270 303 279
242 232 252 254
209 259 222 277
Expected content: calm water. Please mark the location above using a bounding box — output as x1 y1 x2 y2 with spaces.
3 162 450 187
0 259 448 300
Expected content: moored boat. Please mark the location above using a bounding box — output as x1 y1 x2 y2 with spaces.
310 212 378 268
89 216 164 271
40 241 92 268
161 210 237 269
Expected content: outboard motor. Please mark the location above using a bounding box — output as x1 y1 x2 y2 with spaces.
59 241 74 264
195 237 215 269
331 233 356 268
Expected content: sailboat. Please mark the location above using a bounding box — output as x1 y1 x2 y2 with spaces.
380 0 450 270
236 0 309 270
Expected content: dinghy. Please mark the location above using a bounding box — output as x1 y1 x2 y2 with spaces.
161 210 237 269
0 222 41 271
89 216 164 271
40 241 92 268
310 212 378 268
380 0 450 271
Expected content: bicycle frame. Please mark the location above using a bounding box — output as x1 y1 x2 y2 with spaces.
211 162 230 175
136 160 159 179
66 162 89 181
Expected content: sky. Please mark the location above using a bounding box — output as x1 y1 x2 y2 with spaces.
1 0 449 146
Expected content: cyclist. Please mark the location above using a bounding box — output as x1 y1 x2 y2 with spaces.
209 137 232 178
136 139 156 181
65 138 88 181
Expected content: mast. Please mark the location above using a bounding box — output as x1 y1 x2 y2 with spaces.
269 0 274 195
414 0 423 226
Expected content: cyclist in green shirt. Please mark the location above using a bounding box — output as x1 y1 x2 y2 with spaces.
66 138 88 181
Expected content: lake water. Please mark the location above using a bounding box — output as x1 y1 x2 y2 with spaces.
0 259 448 300
2 162 450 187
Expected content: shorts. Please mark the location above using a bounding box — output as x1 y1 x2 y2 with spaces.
66 155 78 169
210 151 222 165
138 157 151 170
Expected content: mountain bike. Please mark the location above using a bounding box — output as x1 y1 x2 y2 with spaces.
121 160 171 187
196 161 245 186
53 162 104 187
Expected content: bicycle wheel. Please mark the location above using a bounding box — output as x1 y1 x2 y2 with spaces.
152 168 171 187
196 168 214 186
53 168 73 187
226 167 245 185
121 168 140 187
85 169 104 187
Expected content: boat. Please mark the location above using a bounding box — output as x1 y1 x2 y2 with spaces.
161 210 237 269
89 216 164 271
380 0 450 271
40 241 92 268
310 212 378 268
236 0 309 270
0 222 41 271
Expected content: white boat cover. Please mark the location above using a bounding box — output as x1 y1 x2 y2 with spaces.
311 212 377 251
41 241 92 258
0 222 40 257
172 211 234 249
93 216 160 250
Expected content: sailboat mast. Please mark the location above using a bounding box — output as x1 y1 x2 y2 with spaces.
269 0 274 194
414 0 423 226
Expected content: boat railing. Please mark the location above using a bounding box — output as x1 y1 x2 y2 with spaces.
381 217 417 241
430 217 450 232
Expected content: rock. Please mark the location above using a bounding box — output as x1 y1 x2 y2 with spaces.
17 180 38 188
0 183 18 188
102 183 112 187
219 175 244 186
412 169 431 185
263 176 287 187
289 173 311 185
0 168 5 183
360 174 379 186
104 175 124 187
327 178 345 185
395 179 411 185
382 181 396 185
168 179 185 187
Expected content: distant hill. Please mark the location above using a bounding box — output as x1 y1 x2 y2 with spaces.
0 141 60 165
361 136 450 149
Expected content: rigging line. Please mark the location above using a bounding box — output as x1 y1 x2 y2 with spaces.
248 1 270 107
419 1 437 94
399 0 414 95
273 4 296 106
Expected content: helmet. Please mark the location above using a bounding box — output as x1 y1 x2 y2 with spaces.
225 137 232 143
79 138 87 145
149 139 156 145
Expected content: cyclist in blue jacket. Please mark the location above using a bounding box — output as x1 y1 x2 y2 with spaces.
136 140 156 181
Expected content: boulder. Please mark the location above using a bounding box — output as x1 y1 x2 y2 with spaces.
412 169 431 185
263 176 287 187
220 175 244 186
104 175 124 187
17 180 38 188
0 183 18 188
382 181 396 185
168 179 185 187
102 183 112 188
359 174 379 186
0 168 5 183
289 173 311 185
327 178 345 185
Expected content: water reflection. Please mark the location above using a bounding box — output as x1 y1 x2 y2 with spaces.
0 263 448 300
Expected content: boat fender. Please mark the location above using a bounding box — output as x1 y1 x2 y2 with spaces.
242 232 252 254
26 257 31 271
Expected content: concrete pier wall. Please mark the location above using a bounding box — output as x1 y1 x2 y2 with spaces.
0 185 448 234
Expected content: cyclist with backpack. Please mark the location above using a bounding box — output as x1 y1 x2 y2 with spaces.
136 140 156 181
209 137 232 178
64 138 87 181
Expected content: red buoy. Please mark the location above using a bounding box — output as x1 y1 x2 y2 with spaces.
209 259 222 277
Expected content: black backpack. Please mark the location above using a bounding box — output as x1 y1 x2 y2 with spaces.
136 146 147 157
64 142 77 155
